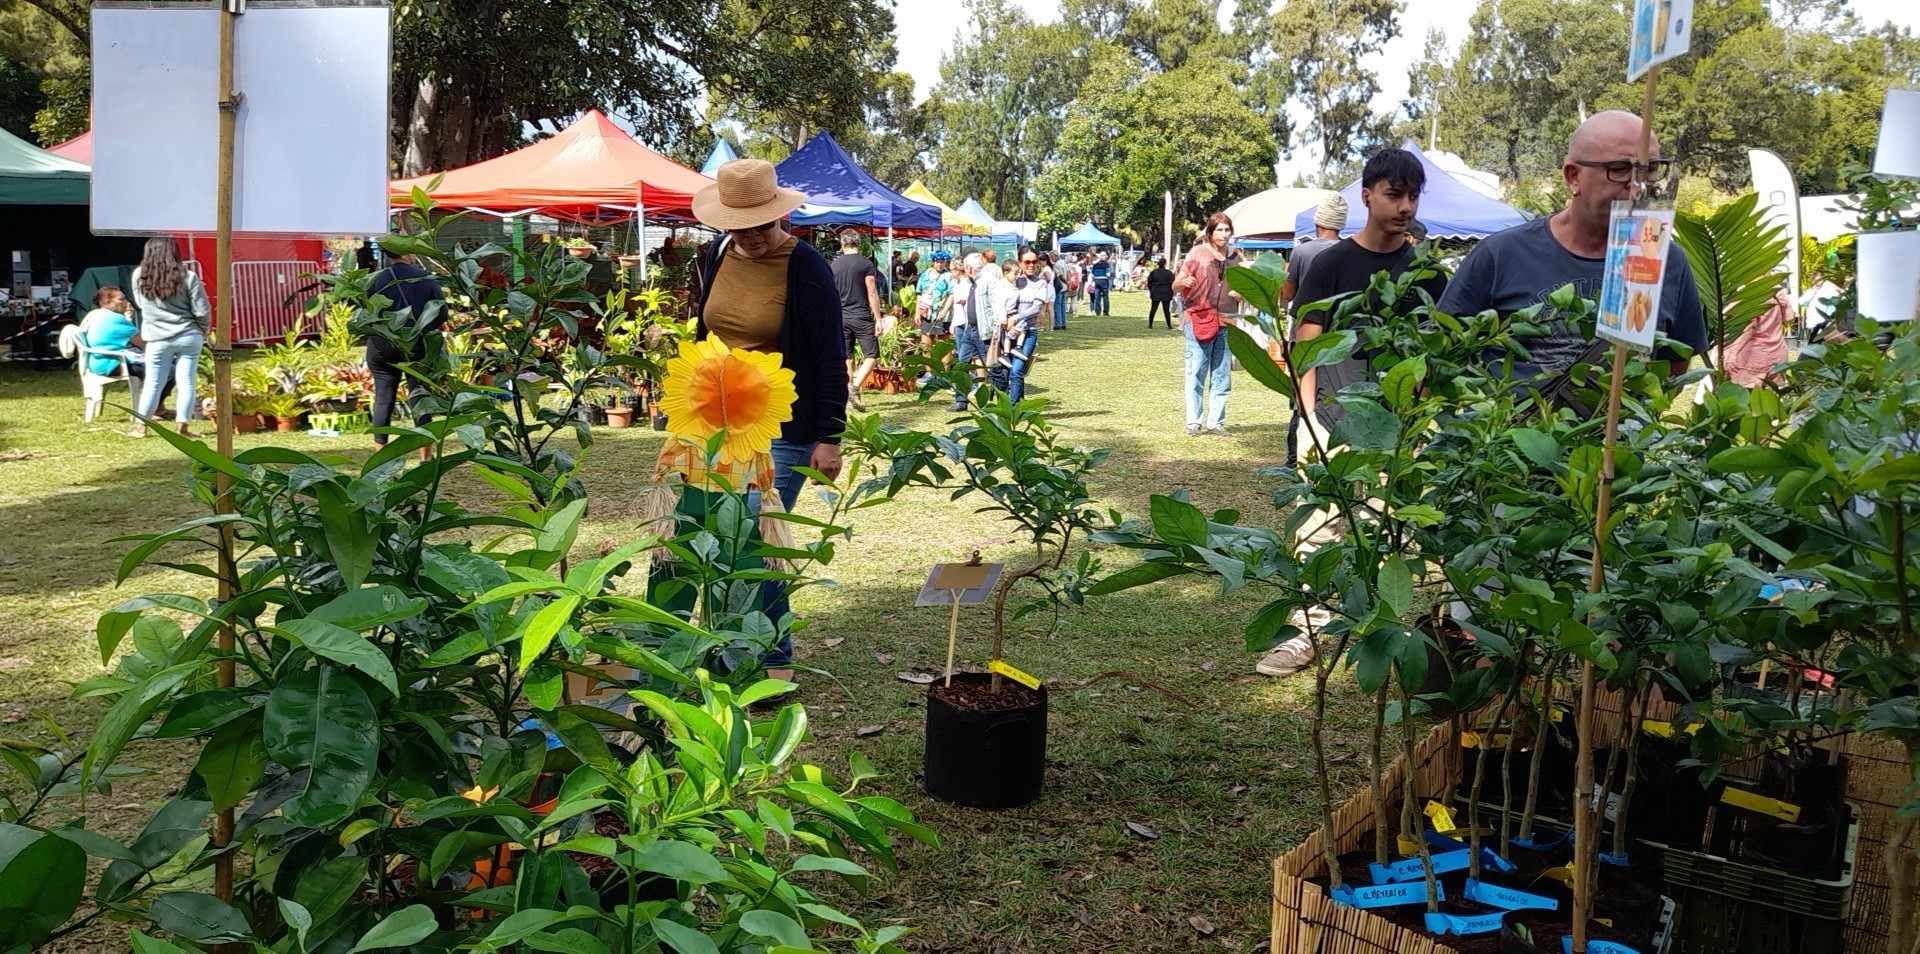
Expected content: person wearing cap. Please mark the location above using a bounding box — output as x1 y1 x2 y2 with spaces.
690 158 849 509
914 250 955 385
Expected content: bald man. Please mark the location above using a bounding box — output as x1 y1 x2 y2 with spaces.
1439 110 1708 381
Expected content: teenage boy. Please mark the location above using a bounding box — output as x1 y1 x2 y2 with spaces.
1257 146 1448 680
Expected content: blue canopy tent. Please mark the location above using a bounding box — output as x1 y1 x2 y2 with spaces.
778 133 942 234
1295 141 1527 240
1057 222 1123 248
700 138 738 177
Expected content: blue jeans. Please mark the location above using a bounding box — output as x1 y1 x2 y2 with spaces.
1052 293 1067 330
1184 325 1230 429
952 323 986 407
752 437 814 666
989 329 1039 403
1090 283 1110 315
138 333 203 424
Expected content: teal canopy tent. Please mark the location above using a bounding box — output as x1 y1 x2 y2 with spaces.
700 138 738 177
1057 222 1123 248
0 125 88 205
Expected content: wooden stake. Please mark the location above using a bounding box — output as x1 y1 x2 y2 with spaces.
211 0 241 914
1573 63 1660 954
943 589 962 687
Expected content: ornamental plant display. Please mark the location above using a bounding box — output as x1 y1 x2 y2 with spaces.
0 198 934 951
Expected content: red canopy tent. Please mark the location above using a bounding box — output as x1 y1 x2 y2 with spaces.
389 110 710 222
49 131 90 164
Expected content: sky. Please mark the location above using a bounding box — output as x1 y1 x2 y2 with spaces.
893 0 1920 182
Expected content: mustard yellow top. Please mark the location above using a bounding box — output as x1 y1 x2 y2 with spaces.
702 236 793 353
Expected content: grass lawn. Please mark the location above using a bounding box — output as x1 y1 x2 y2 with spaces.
0 290 1377 952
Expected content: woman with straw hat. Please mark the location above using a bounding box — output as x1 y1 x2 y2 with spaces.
684 158 850 677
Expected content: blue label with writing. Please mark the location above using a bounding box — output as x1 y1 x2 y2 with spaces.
1482 848 1517 873
1370 848 1471 884
1425 830 1468 853
1464 878 1559 912
1420 831 1517 874
1564 937 1640 954
1600 850 1631 867
1330 880 1445 909
1426 911 1506 936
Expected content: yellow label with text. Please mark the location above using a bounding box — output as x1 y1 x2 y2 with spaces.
1460 731 1513 750
1399 834 1422 855
988 659 1041 690
1543 865 1575 885
1424 801 1458 834
1721 787 1803 822
1642 719 1703 739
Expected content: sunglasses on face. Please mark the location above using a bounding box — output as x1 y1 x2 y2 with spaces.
1573 158 1673 183
1022 259 1039 265
727 221 778 238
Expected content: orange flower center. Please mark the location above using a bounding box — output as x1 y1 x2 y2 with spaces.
689 354 772 430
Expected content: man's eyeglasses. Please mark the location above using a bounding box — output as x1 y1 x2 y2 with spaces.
1573 158 1672 183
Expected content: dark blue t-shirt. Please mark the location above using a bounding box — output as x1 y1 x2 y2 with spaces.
1089 261 1112 286
1437 216 1708 377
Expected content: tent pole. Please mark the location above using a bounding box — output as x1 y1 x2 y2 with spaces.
638 202 648 285
211 0 242 918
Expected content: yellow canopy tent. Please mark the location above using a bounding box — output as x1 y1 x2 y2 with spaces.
902 179 990 235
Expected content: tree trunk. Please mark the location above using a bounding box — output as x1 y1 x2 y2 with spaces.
1518 653 1565 842
441 87 475 171
1370 685 1391 866
1400 681 1439 913
1313 659 1343 889
1611 681 1651 858
1469 691 1514 879
403 74 441 177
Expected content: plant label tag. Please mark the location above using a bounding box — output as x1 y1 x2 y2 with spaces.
1481 848 1518 874
1424 801 1458 833
1370 848 1470 885
1330 880 1444 910
1426 911 1506 937
915 561 1003 606
1465 878 1558 912
1565 937 1640 954
1424 830 1468 853
987 658 1041 690
1627 0 1693 81
1398 834 1422 855
1720 786 1802 822
1600 850 1631 867
1591 785 1624 823
1513 830 1571 851
1652 895 1678 951
1596 202 1674 353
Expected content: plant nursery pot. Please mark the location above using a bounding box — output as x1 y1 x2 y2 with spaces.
233 412 263 434
617 254 644 270
651 411 668 431
605 407 634 428
567 246 594 259
273 415 301 432
923 671 1046 809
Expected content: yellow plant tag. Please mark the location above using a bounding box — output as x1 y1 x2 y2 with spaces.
1596 918 1614 929
1642 719 1701 739
1424 801 1458 834
1460 731 1512 749
988 658 1041 690
1721 787 1803 822
1543 865 1575 885
1398 834 1422 855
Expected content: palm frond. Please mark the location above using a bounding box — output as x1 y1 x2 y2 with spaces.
1673 192 1790 375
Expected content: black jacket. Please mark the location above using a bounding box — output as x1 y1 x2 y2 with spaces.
694 238 849 446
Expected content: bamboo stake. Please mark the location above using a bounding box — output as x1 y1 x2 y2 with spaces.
1574 64 1660 954
942 589 962 687
211 0 241 915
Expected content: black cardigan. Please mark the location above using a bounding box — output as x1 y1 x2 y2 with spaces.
693 238 849 446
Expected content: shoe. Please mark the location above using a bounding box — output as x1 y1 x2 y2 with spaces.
1256 638 1316 677
848 385 866 411
1205 425 1227 436
1186 424 1201 437
948 401 968 412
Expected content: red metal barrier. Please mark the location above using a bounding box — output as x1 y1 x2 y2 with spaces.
229 260 324 343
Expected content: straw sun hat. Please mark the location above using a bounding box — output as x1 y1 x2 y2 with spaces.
692 159 808 231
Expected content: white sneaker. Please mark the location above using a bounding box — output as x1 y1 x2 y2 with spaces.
1186 424 1201 437
1255 638 1316 677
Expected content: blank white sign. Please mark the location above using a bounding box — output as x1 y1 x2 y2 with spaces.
91 3 390 235
1857 230 1920 323
1876 88 1920 179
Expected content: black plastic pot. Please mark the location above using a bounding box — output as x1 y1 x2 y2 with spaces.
923 672 1046 809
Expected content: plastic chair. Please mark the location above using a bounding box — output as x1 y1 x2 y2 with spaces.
56 323 138 422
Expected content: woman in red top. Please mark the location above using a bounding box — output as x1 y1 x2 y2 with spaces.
1173 212 1243 436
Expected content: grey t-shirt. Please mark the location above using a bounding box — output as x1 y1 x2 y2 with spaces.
1286 237 1334 316
1437 216 1708 377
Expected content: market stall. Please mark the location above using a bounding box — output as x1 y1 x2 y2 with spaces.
778 133 941 235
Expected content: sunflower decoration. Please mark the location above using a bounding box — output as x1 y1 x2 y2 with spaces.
653 338 797 492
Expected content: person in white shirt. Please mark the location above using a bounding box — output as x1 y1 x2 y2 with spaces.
948 253 987 410
990 250 1053 402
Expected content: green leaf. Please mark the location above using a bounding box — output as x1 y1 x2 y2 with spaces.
524 665 563 711
307 586 427 630
279 898 312 951
264 666 380 827
1330 398 1400 452
740 910 810 949
1380 355 1427 412
83 661 200 789
1148 495 1210 547
422 545 511 597
152 688 257 739
294 855 365 928
537 498 589 559
518 594 582 674
141 423 255 485
650 918 720 954
1291 329 1356 372
195 716 266 813
1377 557 1414 617
349 904 439 951
790 855 868 878
631 839 728 885
1224 325 1293 399
1708 446 1801 477
275 619 400 697
130 930 196 954
150 891 252 943
316 483 375 589
48 826 134 862
1508 428 1560 469
1859 455 1920 492
1085 560 1187 596
0 823 86 948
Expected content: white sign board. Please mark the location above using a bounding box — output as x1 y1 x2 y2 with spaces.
1627 0 1694 81
1875 88 1920 180
91 2 390 236
1857 231 1920 323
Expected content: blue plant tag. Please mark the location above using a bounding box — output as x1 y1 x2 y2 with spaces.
1425 830 1470 853
1564 937 1639 954
1330 879 1445 909
1600 850 1631 867
1425 911 1506 936
1481 848 1518 873
1464 878 1558 912
1370 848 1472 884
1511 830 1571 851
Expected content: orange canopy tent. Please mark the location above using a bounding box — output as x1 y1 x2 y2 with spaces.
389 110 710 222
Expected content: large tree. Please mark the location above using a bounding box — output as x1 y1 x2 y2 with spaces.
1 0 86 145
390 0 894 175
1255 0 1401 166
926 0 1086 220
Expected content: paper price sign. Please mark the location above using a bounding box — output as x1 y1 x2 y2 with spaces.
1596 202 1674 352
1628 0 1693 81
